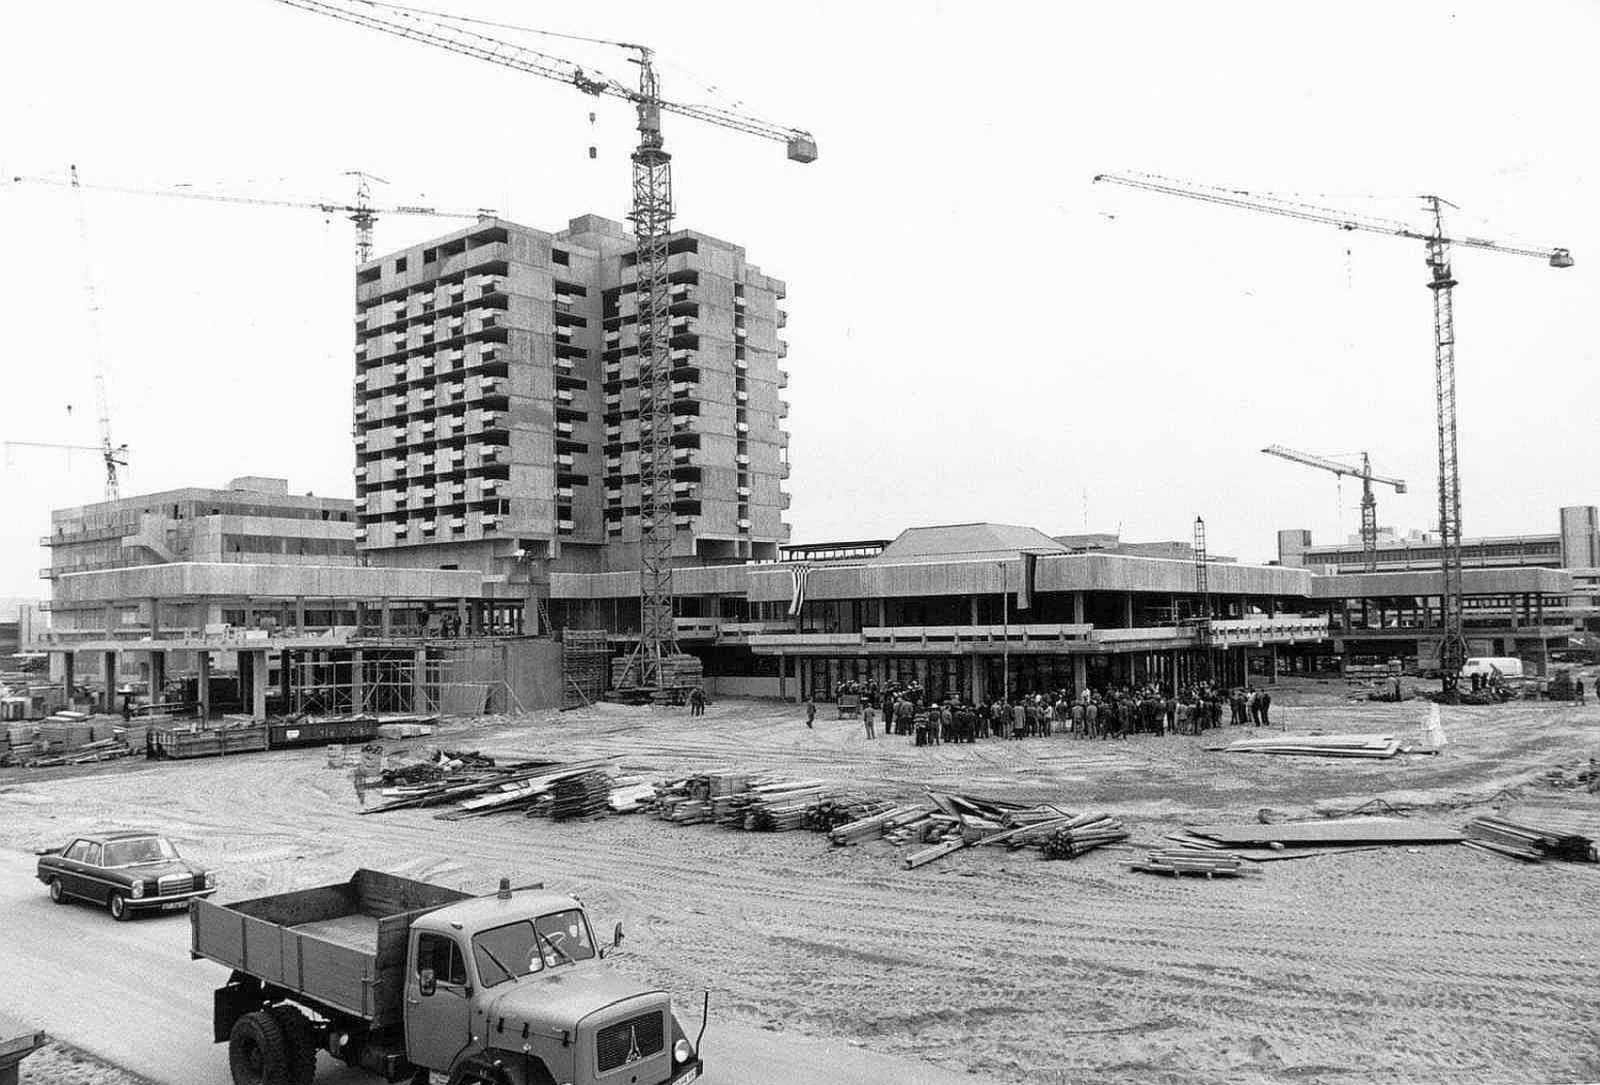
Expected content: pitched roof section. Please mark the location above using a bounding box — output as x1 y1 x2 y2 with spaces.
869 523 1069 566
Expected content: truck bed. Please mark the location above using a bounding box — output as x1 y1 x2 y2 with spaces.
192 869 472 1026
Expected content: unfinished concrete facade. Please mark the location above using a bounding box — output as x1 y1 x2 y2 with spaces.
352 214 793 619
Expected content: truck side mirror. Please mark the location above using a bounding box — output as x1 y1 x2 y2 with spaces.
612 921 624 949
418 968 437 997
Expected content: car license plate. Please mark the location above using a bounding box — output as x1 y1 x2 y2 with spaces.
160 901 189 911
667 1067 701 1085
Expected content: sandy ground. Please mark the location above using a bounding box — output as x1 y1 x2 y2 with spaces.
20 1042 155 1085
3 677 1599 1085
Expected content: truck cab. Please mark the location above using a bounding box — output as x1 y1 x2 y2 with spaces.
404 887 697 1085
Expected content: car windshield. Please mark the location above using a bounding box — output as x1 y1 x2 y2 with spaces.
101 837 179 867
472 910 596 987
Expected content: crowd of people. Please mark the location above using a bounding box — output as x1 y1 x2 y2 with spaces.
823 678 1274 744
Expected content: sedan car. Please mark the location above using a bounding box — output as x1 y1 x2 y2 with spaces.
36 831 217 920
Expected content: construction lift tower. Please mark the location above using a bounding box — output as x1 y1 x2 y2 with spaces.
1096 171 1573 695
1261 445 1407 573
1192 516 1213 680
274 0 817 696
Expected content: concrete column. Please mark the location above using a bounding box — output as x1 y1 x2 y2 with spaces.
148 597 161 638
777 652 787 700
351 650 365 714
62 652 75 704
1123 593 1135 628
149 650 166 705
355 601 368 637
380 597 392 638
457 597 469 636
1074 592 1086 625
970 655 984 703
251 650 268 721
295 595 307 633
102 651 118 712
279 650 292 706
877 599 888 629
969 596 980 626
197 652 212 722
412 648 427 713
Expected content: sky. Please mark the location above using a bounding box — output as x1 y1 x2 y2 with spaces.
2 0 1596 598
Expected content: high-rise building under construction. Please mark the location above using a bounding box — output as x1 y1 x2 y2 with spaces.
351 214 792 620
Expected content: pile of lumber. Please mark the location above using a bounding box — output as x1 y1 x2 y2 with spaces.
607 778 656 814
19 737 133 768
549 770 612 821
1463 815 1598 864
362 758 589 816
1223 733 1400 759
1038 814 1130 860
1181 817 1463 849
826 804 929 845
1130 848 1248 878
803 797 894 832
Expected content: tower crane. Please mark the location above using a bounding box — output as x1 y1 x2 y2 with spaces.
1262 445 1406 573
274 0 817 694
8 168 491 264
1095 170 1573 694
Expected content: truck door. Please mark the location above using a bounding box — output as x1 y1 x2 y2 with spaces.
406 932 473 1073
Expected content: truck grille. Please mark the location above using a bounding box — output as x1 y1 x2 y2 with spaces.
158 874 194 896
595 1011 664 1073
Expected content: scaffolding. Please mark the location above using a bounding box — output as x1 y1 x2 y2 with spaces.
284 645 525 717
561 630 611 709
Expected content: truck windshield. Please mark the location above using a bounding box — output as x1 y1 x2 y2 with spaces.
472 910 597 987
102 837 179 867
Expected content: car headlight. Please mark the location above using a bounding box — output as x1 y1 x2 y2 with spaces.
673 1039 691 1064
129 881 145 899
205 872 217 889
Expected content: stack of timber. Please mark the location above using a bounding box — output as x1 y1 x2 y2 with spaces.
428 760 614 819
1130 848 1249 878
609 653 703 702
1462 815 1598 864
1182 818 1464 849
805 797 895 833
561 630 610 709
1223 733 1400 759
740 778 835 832
1038 814 1130 860
826 804 929 845
607 778 656 814
549 770 612 821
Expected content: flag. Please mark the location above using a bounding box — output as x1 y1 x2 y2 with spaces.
787 563 812 618
1016 552 1038 610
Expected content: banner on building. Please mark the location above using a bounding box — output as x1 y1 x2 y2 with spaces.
787 563 812 617
1016 552 1039 610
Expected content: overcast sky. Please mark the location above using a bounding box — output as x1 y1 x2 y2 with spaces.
2 0 1595 598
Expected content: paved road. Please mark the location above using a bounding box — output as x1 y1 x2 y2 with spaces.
0 849 984 1085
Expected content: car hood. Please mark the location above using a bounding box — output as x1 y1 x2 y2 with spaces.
123 859 206 882
484 967 665 1035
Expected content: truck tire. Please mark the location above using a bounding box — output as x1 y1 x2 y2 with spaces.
446 1055 515 1085
268 1005 319 1085
108 892 131 921
229 1009 292 1085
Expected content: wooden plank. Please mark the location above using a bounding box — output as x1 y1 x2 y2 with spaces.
904 836 973 869
1186 819 1463 846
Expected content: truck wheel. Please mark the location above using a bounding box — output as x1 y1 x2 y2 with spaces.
229 1010 292 1085
268 1005 319 1085
48 878 67 904
447 1056 516 1085
108 892 130 921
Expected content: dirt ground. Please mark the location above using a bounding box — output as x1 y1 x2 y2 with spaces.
4 677 1599 1085
20 1041 155 1085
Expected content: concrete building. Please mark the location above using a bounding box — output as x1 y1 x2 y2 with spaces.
352 214 792 621
1276 505 1599 574
550 522 1326 701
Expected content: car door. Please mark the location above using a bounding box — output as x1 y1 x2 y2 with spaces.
57 839 92 900
405 932 473 1074
80 842 108 903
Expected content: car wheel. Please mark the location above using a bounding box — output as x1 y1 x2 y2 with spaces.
229 1009 292 1085
108 892 130 921
48 878 67 905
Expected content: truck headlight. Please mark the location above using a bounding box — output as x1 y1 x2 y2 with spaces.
205 872 217 889
673 1039 691 1064
130 881 145 899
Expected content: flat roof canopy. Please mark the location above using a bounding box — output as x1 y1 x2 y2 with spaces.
50 561 485 605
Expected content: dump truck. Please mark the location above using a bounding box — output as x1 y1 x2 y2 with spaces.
191 869 704 1085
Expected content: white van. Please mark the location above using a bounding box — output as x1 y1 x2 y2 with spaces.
1461 656 1525 680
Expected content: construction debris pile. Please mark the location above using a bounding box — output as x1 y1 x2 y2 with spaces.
1462 815 1598 864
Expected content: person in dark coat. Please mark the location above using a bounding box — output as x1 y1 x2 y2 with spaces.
1258 689 1272 726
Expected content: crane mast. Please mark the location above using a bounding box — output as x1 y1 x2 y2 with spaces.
68 165 128 500
1100 171 1572 695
